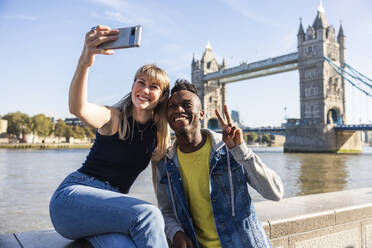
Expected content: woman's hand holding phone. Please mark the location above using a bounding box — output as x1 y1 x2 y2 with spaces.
79 25 119 68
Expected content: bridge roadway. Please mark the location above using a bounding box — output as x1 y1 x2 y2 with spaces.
238 124 372 133
242 127 285 134
203 52 298 84
335 124 372 131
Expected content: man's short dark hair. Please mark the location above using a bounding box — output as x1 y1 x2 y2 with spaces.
171 79 198 95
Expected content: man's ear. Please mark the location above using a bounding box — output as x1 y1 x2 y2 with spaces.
199 109 205 120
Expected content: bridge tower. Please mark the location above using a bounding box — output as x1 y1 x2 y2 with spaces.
297 3 345 126
192 42 226 128
285 3 361 152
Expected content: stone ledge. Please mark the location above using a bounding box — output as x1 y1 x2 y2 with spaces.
0 229 93 248
2 188 372 247
0 233 20 248
335 203 372 225
268 210 335 239
255 187 372 239
288 221 361 248
362 218 372 247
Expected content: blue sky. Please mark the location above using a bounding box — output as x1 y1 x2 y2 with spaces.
0 0 371 127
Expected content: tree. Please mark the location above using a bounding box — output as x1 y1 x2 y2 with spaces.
72 125 85 139
243 132 258 144
32 114 53 137
262 134 271 144
83 126 96 139
2 112 32 138
64 125 73 143
54 119 66 141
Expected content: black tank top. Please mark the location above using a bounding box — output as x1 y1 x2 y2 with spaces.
78 116 157 193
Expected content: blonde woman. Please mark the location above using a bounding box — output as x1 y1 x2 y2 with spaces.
49 25 170 248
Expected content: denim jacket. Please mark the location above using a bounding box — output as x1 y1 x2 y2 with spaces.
156 129 283 248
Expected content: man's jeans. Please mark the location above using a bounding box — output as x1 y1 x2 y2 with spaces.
49 171 167 248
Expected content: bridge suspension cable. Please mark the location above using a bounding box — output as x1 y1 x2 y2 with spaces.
341 63 372 90
323 57 372 98
324 57 372 124
344 63 372 85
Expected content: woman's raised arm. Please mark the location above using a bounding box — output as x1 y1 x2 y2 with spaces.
69 25 119 129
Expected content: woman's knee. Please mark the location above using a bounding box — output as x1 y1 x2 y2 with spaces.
132 204 164 229
49 187 87 240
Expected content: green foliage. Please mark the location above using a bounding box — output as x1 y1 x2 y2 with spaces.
262 134 271 144
54 119 66 138
72 126 85 139
243 132 258 143
3 112 33 137
32 114 53 137
2 112 94 142
64 125 73 139
83 126 96 139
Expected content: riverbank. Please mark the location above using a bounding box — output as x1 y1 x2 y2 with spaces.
0 143 92 149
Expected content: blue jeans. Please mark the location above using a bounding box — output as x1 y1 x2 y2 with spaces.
49 171 168 248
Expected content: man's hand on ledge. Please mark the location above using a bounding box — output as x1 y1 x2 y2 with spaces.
173 231 194 248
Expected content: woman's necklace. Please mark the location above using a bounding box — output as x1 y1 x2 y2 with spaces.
136 121 151 141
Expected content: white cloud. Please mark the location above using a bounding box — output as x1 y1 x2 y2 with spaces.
218 0 279 27
86 0 153 26
86 0 180 37
104 10 131 24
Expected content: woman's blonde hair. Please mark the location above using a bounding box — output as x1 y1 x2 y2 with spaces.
113 64 170 161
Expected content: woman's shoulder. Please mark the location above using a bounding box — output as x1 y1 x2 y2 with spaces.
98 107 121 135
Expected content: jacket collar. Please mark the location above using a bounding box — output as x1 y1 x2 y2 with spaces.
166 129 225 159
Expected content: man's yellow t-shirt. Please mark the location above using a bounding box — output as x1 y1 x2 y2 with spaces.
177 135 221 248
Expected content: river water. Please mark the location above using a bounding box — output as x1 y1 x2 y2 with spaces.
0 146 372 234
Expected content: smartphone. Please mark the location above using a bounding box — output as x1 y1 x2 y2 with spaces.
98 25 142 50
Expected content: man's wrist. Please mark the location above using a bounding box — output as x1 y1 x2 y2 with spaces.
230 142 252 160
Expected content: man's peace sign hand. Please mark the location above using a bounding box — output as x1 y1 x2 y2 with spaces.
215 105 244 149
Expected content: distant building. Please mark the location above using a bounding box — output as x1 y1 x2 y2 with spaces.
286 118 301 126
231 110 240 125
64 118 85 127
0 119 8 143
0 119 7 134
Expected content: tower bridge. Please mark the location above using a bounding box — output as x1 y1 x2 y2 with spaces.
191 3 369 153
203 52 298 84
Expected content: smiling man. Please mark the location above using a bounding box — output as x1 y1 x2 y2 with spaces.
156 79 283 248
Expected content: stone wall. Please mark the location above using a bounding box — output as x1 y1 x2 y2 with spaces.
255 187 372 247
2 188 372 247
336 130 362 153
284 125 336 152
284 125 362 153
270 135 286 147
